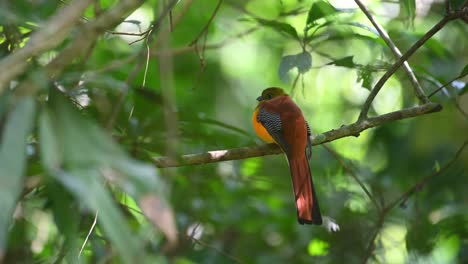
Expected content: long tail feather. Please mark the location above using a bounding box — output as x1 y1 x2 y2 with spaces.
288 156 322 225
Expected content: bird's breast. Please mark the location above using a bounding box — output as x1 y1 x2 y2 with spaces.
253 107 276 143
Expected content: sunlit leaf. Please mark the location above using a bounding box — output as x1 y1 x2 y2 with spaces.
357 65 374 90
306 0 337 26
308 239 329 256
65 168 144 263
0 97 35 252
434 160 440 172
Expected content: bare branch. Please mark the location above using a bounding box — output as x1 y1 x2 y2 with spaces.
428 71 468 98
353 0 429 104
358 8 468 120
190 0 224 46
154 103 442 168
0 0 93 94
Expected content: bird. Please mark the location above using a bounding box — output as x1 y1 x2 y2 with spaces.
252 87 322 225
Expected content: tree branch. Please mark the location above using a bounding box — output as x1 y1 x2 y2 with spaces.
358 8 468 120
13 0 145 98
153 103 442 168
0 0 93 94
353 0 429 104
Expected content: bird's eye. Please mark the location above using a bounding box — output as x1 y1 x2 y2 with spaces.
267 94 273 99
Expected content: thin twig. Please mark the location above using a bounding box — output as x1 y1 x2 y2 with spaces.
153 27 259 56
79 210 99 257
290 72 301 98
322 145 380 211
353 0 429 104
358 8 468 120
428 71 468 98
190 0 224 46
153 103 442 168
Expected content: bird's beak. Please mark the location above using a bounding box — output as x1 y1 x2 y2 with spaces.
256 96 263 101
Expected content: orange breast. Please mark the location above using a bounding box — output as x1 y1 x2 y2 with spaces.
252 108 276 143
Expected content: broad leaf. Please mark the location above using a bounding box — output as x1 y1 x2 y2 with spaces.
256 18 299 40
357 66 374 90
39 93 177 259
306 0 337 26
278 51 312 83
327 55 355 68
0 97 35 252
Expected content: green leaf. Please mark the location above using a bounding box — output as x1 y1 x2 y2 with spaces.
39 93 178 257
38 108 62 170
46 181 81 263
308 239 329 256
327 55 355 68
278 51 312 83
256 18 298 40
460 64 468 76
306 0 337 26
0 97 35 251
401 0 416 26
357 66 374 90
434 160 440 172
62 168 143 263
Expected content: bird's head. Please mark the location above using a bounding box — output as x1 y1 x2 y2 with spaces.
256 87 288 102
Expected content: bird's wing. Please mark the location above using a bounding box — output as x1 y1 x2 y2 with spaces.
257 107 291 156
306 121 312 160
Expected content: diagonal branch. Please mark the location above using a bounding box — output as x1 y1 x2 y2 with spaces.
190 0 224 46
0 0 93 94
358 7 468 121
153 102 442 168
353 0 429 104
12 0 145 98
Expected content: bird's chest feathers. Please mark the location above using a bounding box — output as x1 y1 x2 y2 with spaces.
253 108 275 143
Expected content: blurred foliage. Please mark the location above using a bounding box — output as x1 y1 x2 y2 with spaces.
1 0 468 263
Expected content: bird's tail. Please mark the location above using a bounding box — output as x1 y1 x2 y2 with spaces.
288 156 322 225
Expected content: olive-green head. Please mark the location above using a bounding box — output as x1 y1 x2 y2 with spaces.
256 87 288 102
